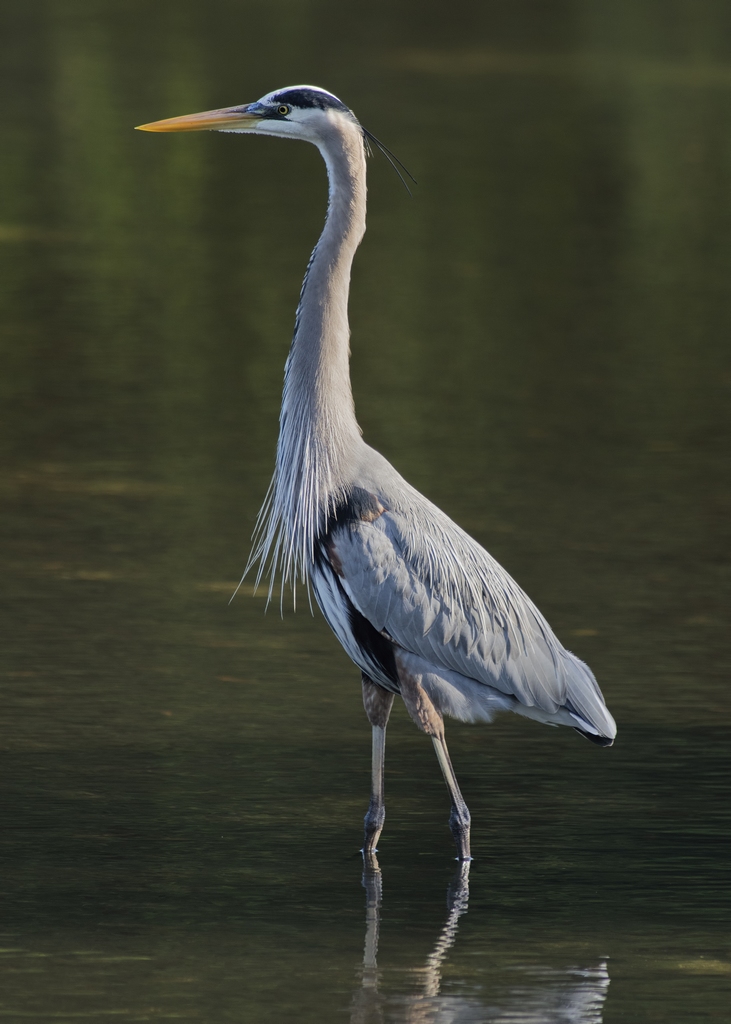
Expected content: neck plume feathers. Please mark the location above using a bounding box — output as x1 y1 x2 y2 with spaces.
247 118 368 600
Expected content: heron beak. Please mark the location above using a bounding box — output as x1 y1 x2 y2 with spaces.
135 104 262 132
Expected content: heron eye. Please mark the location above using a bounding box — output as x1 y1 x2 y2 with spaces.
278 104 290 116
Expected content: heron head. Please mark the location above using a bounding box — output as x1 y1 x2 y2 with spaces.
135 85 359 143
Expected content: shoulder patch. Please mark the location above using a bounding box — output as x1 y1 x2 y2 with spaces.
328 487 386 529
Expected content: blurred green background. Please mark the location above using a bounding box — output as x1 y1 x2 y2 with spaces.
0 1 729 1020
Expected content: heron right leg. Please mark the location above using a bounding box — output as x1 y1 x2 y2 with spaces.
431 732 472 861
362 674 395 855
396 667 472 861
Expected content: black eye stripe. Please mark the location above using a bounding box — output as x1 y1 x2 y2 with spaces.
270 88 349 112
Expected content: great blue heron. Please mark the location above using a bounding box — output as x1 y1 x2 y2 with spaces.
137 85 617 861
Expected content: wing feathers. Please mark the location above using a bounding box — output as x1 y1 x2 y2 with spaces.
326 501 615 741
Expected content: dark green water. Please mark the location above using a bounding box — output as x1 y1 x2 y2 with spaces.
1 1 730 1020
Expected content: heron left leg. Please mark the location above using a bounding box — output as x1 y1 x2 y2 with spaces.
362 674 395 855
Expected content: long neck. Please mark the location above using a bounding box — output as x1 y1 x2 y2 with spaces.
253 119 367 590
282 122 367 466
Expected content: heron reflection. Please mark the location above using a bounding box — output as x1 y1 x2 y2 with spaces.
351 855 609 1024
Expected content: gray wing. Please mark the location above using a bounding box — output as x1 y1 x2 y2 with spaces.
327 494 614 736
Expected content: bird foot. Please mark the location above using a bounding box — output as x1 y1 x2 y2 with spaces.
449 807 471 861
364 802 385 855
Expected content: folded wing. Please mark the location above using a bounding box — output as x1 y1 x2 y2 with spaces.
326 495 615 739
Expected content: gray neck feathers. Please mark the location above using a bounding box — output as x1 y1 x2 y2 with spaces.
250 116 367 594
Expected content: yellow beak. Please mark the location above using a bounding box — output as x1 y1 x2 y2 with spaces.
135 104 261 132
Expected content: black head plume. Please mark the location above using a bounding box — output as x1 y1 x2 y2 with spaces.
362 127 417 197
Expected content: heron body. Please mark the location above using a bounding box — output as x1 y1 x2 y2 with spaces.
138 86 617 860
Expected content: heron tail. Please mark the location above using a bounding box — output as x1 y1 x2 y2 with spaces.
574 727 615 747
561 650 617 747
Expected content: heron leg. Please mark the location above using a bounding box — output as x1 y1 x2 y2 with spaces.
397 667 472 861
432 733 472 861
362 674 395 854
